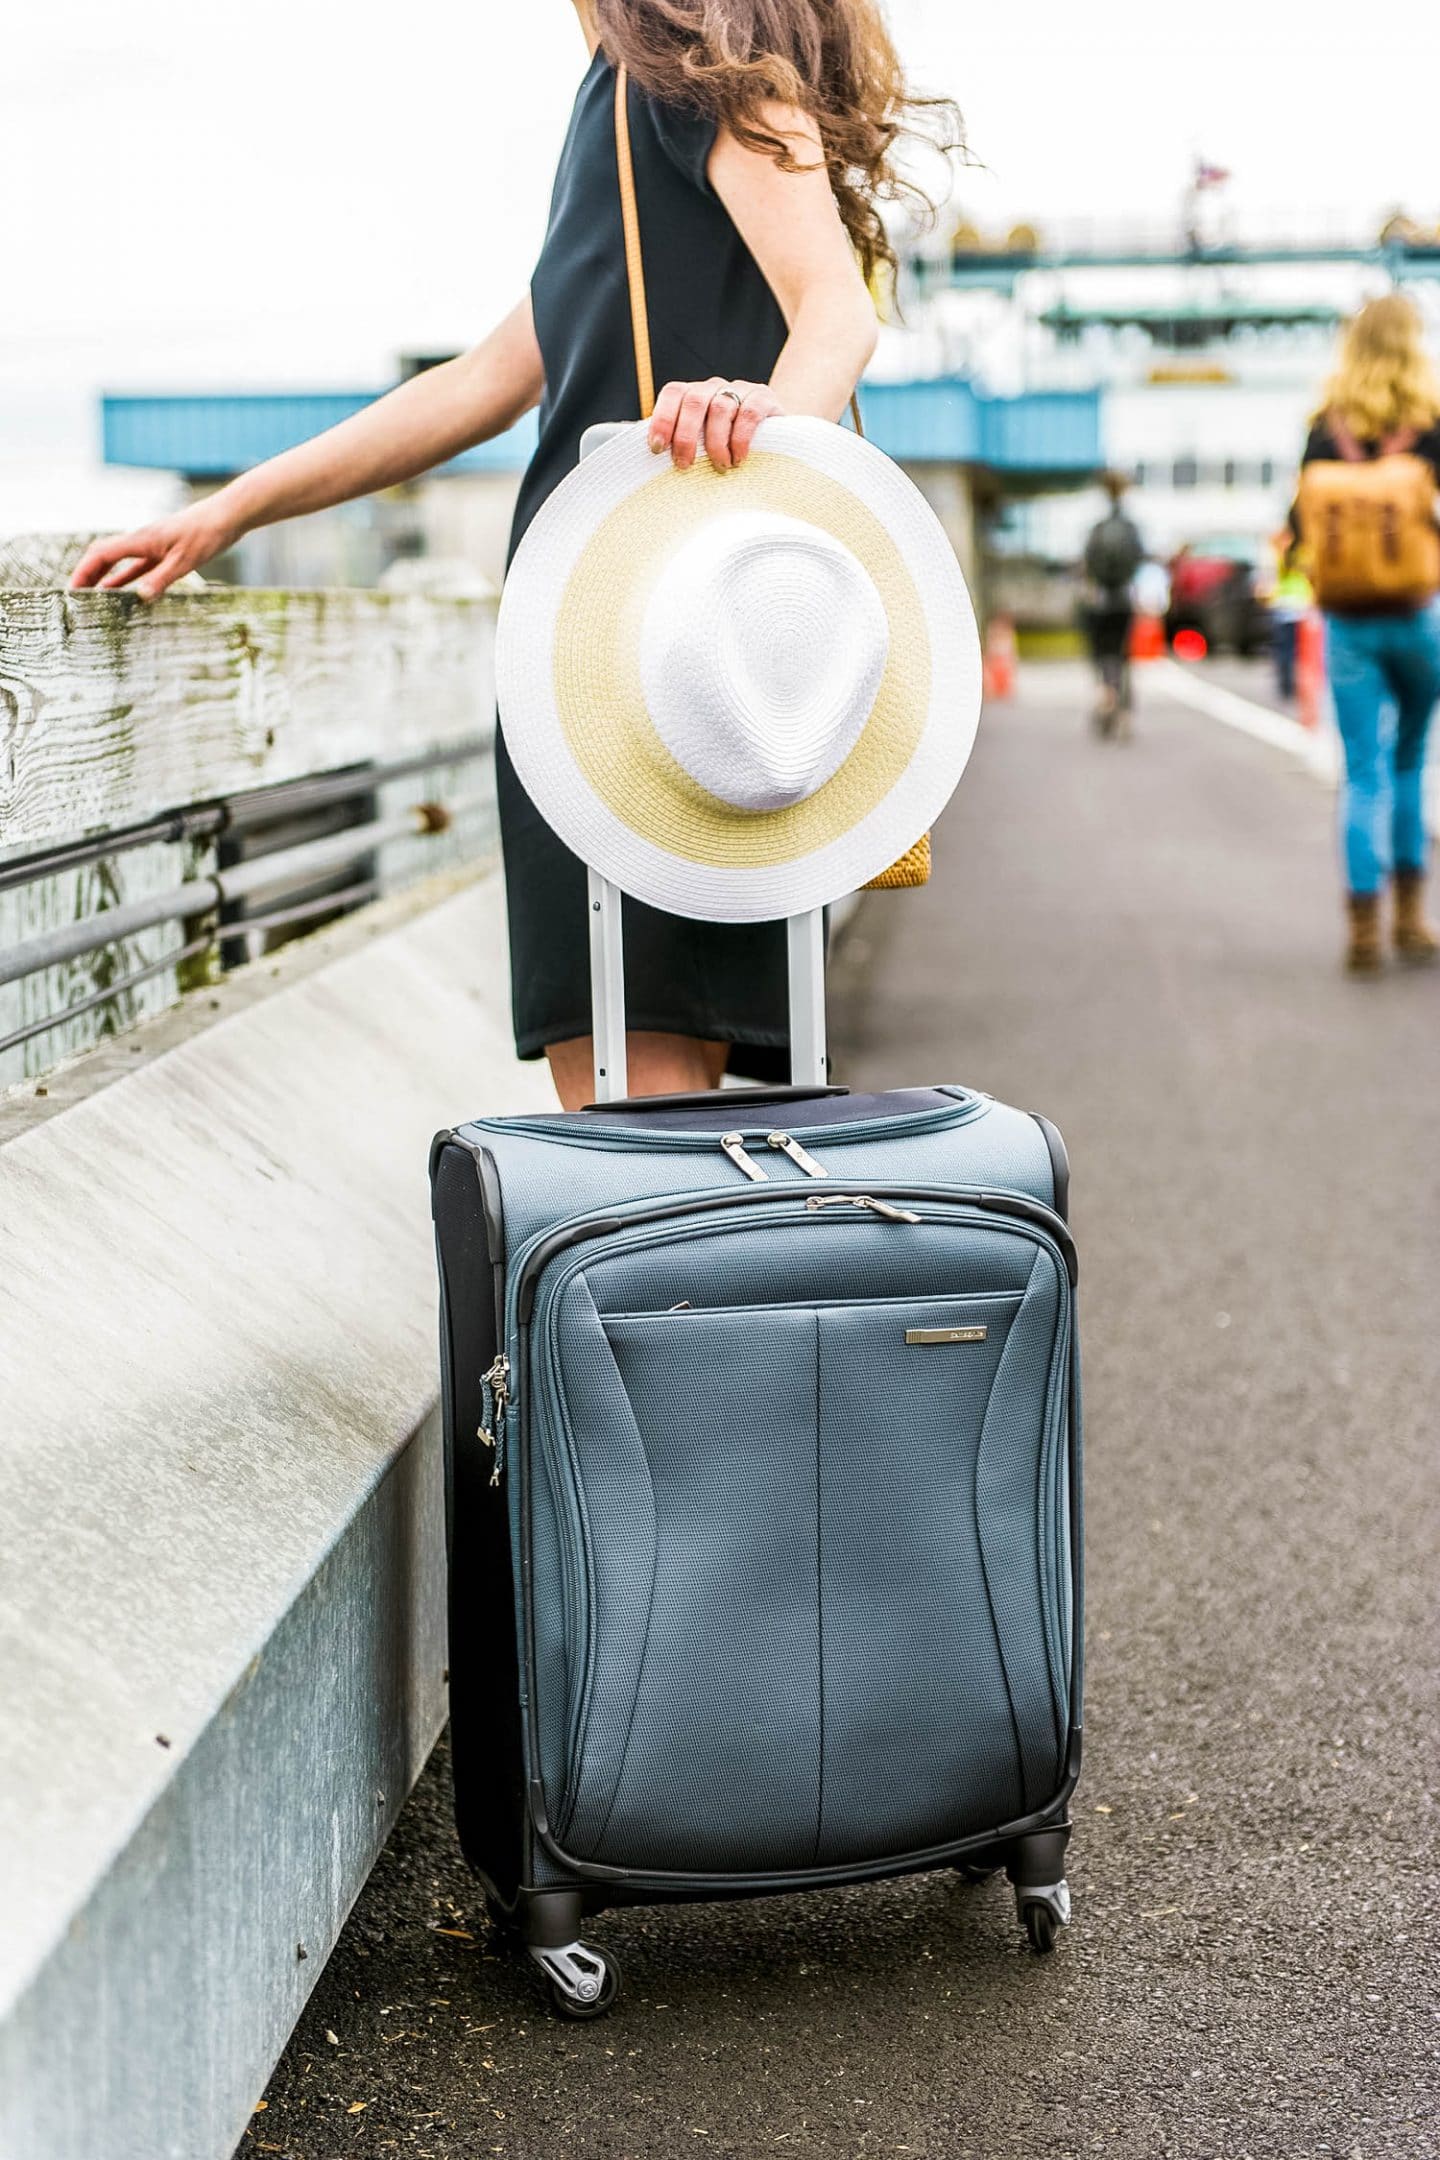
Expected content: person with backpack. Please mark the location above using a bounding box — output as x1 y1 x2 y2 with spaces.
1293 295 1440 974
1080 473 1144 738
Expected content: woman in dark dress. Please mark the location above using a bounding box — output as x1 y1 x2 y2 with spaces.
73 0 958 1108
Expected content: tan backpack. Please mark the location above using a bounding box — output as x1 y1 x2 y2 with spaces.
1296 413 1440 609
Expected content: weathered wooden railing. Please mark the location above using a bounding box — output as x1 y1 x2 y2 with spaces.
0 536 499 1087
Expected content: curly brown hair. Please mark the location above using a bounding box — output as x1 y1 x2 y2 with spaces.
591 0 965 284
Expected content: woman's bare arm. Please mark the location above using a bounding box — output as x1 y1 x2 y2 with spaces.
71 296 545 596
648 106 878 471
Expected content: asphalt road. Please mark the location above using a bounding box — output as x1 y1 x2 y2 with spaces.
239 664 1438 2160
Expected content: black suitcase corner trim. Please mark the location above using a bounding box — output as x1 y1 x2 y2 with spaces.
432 1137 526 1900
437 1127 508 1266
1028 1112 1071 1222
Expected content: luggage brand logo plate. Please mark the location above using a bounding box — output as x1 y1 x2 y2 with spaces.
905 1326 988 1345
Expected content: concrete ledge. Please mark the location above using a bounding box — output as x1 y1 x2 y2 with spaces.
0 867 553 2160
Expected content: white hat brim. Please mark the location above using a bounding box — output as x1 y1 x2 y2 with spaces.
496 416 981 922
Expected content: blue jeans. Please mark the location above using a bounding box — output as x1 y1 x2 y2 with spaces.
1271 613 1300 701
1325 604 1440 895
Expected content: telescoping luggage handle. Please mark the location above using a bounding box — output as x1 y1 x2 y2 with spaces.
586 868 830 1102
577 423 831 1104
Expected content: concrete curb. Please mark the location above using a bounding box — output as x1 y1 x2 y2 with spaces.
0 868 553 2160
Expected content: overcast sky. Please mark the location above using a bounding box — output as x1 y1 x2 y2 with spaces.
5 0 1438 523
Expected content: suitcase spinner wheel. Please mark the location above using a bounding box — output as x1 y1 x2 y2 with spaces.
1024 1903 1061 1955
1009 1827 1073 1955
533 1944 623 2021
953 1827 1074 1954
483 1891 624 2016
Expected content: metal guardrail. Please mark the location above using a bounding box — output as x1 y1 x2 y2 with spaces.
0 883 381 1059
0 735 493 1059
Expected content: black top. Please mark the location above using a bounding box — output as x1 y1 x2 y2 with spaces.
494 48 796 1074
508 48 789 564
1300 416 1440 484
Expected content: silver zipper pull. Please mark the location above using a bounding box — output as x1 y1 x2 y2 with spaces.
479 1352 511 1486
767 1131 829 1178
859 1196 921 1224
720 1132 769 1182
805 1192 921 1224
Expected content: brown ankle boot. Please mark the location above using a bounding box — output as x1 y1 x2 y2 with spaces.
1345 892 1384 974
1393 870 1440 963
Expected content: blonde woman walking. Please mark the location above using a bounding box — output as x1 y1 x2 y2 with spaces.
72 0 959 1103
1294 295 1440 972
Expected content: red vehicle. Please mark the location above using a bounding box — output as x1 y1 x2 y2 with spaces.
1166 535 1270 656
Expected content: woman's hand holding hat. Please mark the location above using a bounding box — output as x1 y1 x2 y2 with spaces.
649 377 785 472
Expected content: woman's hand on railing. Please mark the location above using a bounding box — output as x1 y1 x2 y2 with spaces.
68 301 547 602
648 378 785 473
69 503 239 600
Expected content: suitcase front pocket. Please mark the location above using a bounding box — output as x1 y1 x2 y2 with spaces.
528 1212 1072 1878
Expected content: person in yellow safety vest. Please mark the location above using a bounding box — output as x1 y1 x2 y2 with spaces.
1268 534 1314 702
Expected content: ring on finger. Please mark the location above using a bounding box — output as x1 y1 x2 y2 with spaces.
714 387 744 411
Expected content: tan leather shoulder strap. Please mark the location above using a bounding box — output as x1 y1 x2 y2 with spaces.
614 66 656 420
1327 411 1371 464
614 62 866 439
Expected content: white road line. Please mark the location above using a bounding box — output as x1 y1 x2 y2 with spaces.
995 659 1437 835
1150 656 1440 835
1150 658 1341 783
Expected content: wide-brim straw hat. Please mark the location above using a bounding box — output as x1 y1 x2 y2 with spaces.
496 416 981 922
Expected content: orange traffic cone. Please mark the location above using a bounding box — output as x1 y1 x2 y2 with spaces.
1129 612 1165 662
983 614 1017 701
1295 611 1325 730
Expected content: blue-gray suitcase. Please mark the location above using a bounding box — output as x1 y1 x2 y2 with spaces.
431 1000 1083 2015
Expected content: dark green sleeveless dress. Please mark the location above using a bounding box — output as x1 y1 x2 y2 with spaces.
497 48 792 1074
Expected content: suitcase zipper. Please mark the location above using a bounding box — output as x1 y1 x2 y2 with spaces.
767 1131 829 1177
479 1352 511 1486
477 1096 985 1156
720 1132 769 1181
511 1184 1077 1329
805 1192 920 1223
